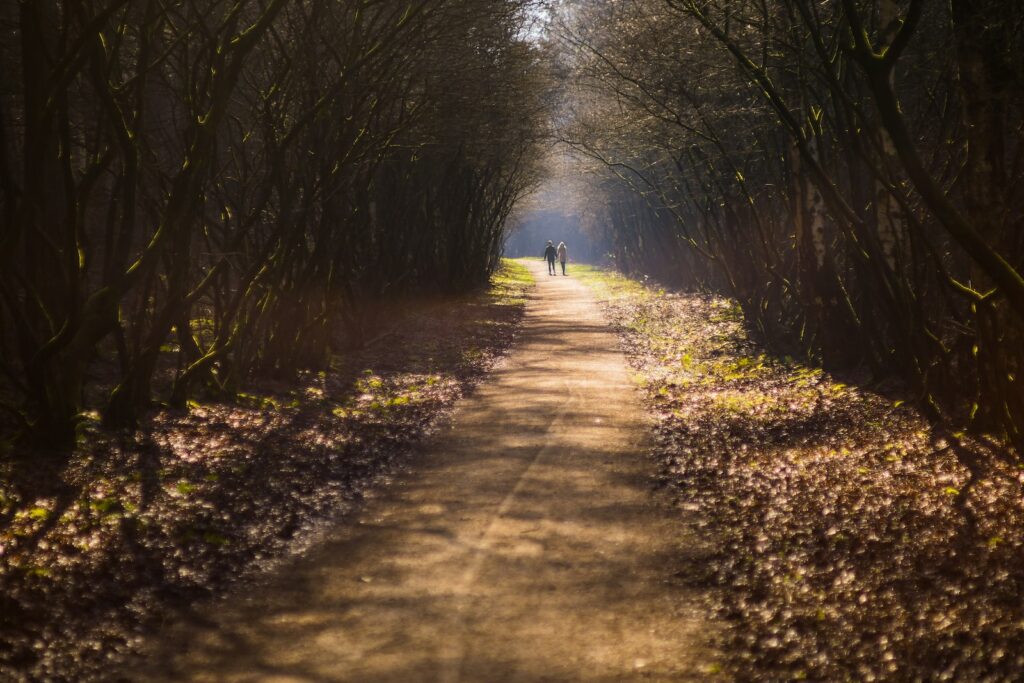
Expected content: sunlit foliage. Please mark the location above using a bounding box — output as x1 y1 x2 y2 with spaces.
555 0 1024 458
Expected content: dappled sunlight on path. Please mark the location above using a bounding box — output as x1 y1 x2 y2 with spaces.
127 259 721 682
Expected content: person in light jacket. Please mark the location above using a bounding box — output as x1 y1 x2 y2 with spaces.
556 241 568 275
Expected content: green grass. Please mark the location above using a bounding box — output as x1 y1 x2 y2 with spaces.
491 258 534 305
569 264 850 427
567 263 652 301
495 258 534 287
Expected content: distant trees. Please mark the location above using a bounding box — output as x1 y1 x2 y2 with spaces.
557 0 1024 455
0 0 548 450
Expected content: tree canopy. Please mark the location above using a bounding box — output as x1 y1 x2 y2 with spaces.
554 0 1024 457
0 0 549 450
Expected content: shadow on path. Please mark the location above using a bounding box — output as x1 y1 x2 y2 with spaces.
125 260 722 682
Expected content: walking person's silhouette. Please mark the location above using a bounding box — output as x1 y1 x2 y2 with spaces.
543 240 558 276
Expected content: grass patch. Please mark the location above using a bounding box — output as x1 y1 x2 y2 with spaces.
495 257 534 288
568 263 652 302
493 258 534 306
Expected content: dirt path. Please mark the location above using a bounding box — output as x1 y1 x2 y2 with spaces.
128 259 720 682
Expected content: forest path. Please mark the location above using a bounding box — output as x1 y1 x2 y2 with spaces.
130 259 720 682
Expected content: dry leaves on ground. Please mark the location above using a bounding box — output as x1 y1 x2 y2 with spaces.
576 266 1024 682
0 261 531 682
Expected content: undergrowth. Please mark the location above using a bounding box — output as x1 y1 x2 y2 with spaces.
0 260 532 682
576 265 1024 682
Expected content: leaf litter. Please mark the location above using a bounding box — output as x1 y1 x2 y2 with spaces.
0 262 531 682
576 265 1024 682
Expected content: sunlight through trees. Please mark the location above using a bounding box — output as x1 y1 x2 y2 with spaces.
0 0 549 449
552 0 1024 457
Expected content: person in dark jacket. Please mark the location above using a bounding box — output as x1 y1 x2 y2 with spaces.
543 240 557 275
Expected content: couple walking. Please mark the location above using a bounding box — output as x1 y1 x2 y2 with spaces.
544 240 569 276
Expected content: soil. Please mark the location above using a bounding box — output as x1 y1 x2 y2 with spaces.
0 263 530 682
121 258 724 682
13 259 1018 682
576 268 1024 682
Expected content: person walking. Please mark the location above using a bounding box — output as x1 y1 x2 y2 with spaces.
557 241 568 275
543 240 558 276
